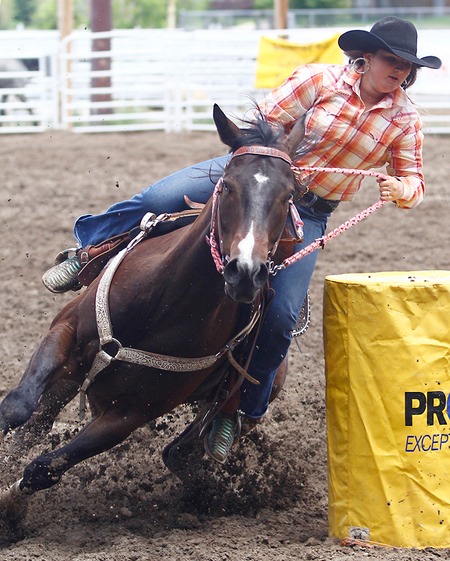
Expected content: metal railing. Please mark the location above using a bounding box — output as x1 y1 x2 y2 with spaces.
179 7 450 30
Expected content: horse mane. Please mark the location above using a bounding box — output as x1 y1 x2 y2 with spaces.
231 107 285 152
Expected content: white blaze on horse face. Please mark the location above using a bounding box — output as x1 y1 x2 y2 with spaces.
238 222 255 267
235 170 268 266
254 172 269 185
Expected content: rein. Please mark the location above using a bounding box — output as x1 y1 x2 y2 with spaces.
270 166 387 275
270 166 389 272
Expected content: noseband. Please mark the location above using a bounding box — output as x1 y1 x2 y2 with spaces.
208 145 293 274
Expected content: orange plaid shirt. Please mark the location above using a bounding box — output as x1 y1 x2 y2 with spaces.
260 64 425 209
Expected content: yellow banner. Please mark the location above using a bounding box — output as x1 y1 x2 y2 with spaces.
255 33 343 89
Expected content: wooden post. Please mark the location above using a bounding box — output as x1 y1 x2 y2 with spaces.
58 0 73 40
58 0 73 127
90 0 112 115
274 0 288 29
167 0 177 29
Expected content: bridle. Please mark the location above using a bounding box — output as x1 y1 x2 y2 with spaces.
208 144 295 274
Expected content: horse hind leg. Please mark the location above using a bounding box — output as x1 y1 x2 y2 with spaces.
0 323 78 439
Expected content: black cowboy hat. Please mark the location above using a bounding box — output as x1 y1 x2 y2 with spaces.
338 16 441 69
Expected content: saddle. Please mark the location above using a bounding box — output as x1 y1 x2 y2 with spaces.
77 231 132 287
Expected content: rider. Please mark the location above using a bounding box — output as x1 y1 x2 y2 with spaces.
42 18 441 463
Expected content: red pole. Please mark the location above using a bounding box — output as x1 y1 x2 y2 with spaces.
90 0 112 114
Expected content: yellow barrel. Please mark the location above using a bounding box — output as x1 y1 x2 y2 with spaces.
324 271 450 548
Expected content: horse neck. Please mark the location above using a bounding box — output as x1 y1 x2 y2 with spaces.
171 198 219 279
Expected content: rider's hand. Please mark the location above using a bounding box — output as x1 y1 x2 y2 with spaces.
377 176 405 202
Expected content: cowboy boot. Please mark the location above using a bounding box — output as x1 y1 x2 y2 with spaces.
42 232 132 294
41 249 84 293
204 411 241 464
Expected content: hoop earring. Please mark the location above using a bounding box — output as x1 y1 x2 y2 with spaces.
352 57 369 75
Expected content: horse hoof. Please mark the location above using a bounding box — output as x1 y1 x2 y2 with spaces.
162 421 205 482
0 481 29 541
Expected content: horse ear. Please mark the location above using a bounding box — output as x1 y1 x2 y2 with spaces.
213 104 243 148
285 115 306 159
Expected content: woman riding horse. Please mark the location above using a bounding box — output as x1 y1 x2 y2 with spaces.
42 17 441 463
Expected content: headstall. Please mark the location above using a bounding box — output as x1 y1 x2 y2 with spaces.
207 145 294 274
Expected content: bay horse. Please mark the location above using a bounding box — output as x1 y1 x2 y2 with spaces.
0 104 305 533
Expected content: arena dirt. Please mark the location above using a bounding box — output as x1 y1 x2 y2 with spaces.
0 128 449 561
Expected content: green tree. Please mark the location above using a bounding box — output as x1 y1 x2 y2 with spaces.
29 0 57 29
29 0 89 30
255 0 350 9
113 0 209 29
113 0 168 28
14 0 36 26
254 0 273 8
290 0 350 8
4 0 235 30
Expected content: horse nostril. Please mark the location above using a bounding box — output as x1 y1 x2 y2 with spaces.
223 259 268 288
253 263 268 288
223 259 240 286
223 259 268 303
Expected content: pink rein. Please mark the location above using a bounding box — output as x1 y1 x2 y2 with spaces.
274 166 389 272
208 156 389 274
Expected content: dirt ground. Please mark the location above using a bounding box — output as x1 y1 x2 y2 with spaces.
0 126 449 561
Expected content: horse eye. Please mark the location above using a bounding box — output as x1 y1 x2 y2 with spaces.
222 181 231 193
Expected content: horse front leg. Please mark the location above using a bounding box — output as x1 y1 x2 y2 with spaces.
0 406 144 536
0 322 79 438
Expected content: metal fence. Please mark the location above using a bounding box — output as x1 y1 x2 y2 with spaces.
179 6 450 29
0 27 449 135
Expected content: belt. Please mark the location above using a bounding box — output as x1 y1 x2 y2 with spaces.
299 191 340 214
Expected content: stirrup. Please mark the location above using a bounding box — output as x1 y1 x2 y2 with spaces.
204 411 241 464
42 254 82 293
292 290 311 338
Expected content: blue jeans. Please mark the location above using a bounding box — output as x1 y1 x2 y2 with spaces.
74 157 230 247
74 158 329 419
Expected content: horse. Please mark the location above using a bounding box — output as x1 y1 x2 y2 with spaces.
0 104 305 534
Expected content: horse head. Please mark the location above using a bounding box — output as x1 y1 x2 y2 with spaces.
212 104 305 303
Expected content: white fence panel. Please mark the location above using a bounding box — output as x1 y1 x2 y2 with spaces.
60 29 265 133
60 28 450 135
175 30 262 131
0 54 58 133
0 28 449 134
0 31 59 134
60 30 175 132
